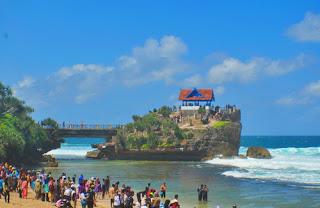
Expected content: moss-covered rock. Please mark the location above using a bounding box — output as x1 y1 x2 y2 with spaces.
246 146 272 159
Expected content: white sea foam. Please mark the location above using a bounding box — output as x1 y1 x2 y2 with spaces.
206 146 320 186
46 143 94 159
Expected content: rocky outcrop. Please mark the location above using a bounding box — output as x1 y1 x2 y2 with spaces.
246 146 272 159
85 149 106 159
47 161 59 167
97 121 242 161
187 122 242 158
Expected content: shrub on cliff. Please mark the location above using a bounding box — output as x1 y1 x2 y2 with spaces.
158 106 172 117
134 120 146 132
132 115 141 122
125 123 135 133
122 108 187 149
214 121 230 129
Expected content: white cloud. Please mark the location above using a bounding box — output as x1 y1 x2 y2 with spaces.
178 74 202 87
214 86 225 96
287 12 320 42
12 35 311 108
302 80 320 97
117 35 190 87
18 76 35 87
207 54 306 84
168 94 177 101
13 64 115 107
275 95 311 106
276 80 320 106
13 36 190 107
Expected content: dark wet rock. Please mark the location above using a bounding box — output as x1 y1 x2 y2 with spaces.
85 149 106 159
246 146 272 159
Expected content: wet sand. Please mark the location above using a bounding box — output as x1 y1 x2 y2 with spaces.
0 187 111 208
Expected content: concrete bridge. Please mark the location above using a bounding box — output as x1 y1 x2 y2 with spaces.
43 124 125 142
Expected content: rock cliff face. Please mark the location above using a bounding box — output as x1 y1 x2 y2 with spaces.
93 121 242 161
187 122 242 158
85 149 106 159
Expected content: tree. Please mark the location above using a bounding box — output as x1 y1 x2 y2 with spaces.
132 115 141 122
143 114 161 133
0 81 64 164
198 106 206 119
159 106 171 117
134 121 146 132
0 82 33 116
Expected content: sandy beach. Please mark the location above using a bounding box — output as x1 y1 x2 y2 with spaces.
0 186 111 208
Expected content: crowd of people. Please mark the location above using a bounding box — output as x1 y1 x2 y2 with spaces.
0 162 242 208
0 162 181 208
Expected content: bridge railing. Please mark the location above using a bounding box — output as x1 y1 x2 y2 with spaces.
43 124 125 130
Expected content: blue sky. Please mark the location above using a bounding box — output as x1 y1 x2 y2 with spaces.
1 1 320 135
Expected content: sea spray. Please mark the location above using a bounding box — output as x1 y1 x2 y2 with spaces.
206 146 320 186
46 138 105 159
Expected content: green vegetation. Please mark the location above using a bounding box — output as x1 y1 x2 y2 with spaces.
121 107 187 150
0 82 64 164
198 106 206 115
132 115 141 122
158 105 172 117
214 121 230 129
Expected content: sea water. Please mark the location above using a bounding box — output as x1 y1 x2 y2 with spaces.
44 136 320 208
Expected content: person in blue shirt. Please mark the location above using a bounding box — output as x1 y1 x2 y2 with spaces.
0 177 3 199
79 174 84 183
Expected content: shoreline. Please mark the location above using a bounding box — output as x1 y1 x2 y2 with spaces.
0 186 174 208
0 186 112 208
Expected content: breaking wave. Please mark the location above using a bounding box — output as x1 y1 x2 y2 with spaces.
205 146 320 187
46 138 104 159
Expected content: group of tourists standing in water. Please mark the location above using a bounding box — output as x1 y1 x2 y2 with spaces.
197 184 209 201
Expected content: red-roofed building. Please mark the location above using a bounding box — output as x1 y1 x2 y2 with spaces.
178 88 215 111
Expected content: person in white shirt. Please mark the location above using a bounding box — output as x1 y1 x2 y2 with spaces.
79 188 87 208
114 191 122 208
64 186 72 200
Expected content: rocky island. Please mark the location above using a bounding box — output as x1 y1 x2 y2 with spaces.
87 88 242 161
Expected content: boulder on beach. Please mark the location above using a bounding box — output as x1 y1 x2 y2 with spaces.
85 149 106 159
246 146 272 159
